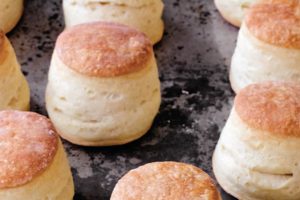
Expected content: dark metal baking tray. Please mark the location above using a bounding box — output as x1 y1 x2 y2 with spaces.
9 0 238 199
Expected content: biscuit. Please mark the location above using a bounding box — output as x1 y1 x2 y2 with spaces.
213 81 300 200
63 0 164 44
0 111 74 200
0 31 30 111
111 162 222 200
0 0 23 33
46 22 161 146
230 0 300 92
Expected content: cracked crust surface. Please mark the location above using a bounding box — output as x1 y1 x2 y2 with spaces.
111 162 221 200
246 0 300 49
56 22 153 77
0 111 58 188
235 81 300 137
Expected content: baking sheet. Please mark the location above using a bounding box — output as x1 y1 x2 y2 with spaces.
9 0 239 199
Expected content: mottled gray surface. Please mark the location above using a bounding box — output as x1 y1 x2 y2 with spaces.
8 0 239 199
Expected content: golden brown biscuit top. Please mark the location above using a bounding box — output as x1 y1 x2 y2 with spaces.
56 22 153 77
235 82 300 137
111 162 221 200
246 0 300 49
0 111 58 189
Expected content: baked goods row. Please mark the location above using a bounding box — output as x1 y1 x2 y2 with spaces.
0 110 223 199
2 80 299 199
214 0 300 199
1 0 165 146
1 0 300 199
0 0 223 199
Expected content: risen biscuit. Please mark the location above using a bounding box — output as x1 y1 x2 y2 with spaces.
111 162 222 200
214 0 258 27
63 0 164 44
46 22 161 146
0 0 23 33
230 0 300 92
0 111 74 200
0 31 30 111
213 82 300 200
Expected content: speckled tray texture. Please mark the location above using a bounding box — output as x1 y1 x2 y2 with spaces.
9 0 239 199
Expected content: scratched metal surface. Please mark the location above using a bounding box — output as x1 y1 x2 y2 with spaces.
8 0 238 199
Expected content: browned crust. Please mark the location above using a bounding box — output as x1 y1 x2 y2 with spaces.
111 162 221 200
235 81 300 137
56 22 153 77
0 111 58 189
245 0 300 49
